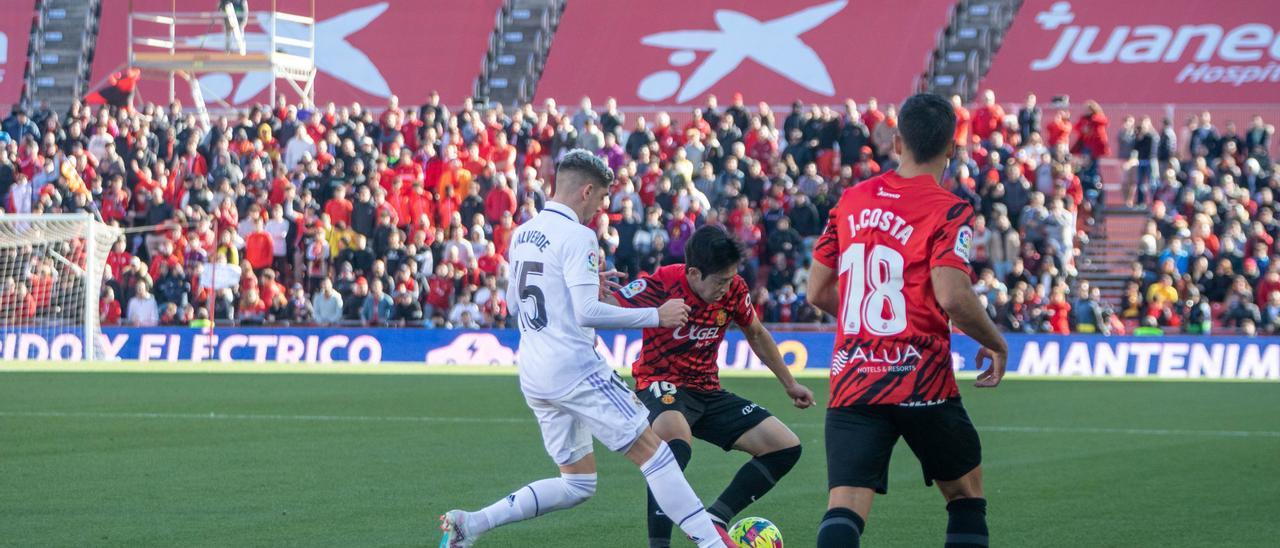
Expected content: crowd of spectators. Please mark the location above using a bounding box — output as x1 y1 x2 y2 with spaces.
0 88 1275 335
1118 110 1278 336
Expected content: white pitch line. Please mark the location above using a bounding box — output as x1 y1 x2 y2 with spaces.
0 410 527 424
2 410 1278 439
975 425 1280 438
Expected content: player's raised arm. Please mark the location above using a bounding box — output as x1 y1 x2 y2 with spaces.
925 191 1008 388
566 242 686 329
931 266 1008 387
569 283 688 329
742 318 814 408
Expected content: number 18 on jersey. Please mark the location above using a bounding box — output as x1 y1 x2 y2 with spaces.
813 172 976 407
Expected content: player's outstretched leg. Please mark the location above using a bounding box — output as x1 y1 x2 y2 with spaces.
628 429 732 548
643 410 696 548
439 457 597 547
707 417 802 527
644 438 692 547
937 466 988 548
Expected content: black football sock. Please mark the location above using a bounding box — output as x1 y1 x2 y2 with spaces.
707 445 802 525
945 497 989 547
645 439 693 547
817 507 864 547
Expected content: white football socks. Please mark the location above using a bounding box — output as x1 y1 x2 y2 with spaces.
640 442 726 548
467 473 597 535
458 444 724 547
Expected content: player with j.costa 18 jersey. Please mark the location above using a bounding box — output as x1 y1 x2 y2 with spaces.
610 226 814 548
439 151 733 548
807 94 1010 548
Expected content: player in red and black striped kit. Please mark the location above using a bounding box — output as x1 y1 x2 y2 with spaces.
608 226 815 548
807 94 1009 548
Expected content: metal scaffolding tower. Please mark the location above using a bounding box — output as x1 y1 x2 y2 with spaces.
126 0 316 106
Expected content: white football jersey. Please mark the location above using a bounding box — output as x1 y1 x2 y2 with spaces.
508 202 610 399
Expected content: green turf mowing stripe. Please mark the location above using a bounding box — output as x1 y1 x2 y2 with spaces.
1 374 1275 546
2 361 1275 383
4 410 1277 439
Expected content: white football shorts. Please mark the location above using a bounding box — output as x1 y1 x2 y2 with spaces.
524 370 649 465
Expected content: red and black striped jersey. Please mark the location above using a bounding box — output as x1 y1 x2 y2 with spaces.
814 170 975 407
613 264 755 391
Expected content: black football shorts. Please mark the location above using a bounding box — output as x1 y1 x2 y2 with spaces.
825 398 982 493
636 383 772 451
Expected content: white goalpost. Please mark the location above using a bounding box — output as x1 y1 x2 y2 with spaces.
0 214 122 361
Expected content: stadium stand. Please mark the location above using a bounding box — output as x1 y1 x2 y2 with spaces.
2 91 1274 335
475 0 566 106
923 0 1022 100
14 0 102 112
1 0 1276 336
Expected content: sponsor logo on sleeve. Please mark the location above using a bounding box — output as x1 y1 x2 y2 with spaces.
586 252 600 274
955 226 973 262
620 279 647 299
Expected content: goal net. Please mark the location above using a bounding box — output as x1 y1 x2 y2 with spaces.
0 214 121 361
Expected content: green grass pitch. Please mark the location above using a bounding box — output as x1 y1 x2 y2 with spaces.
1 371 1277 547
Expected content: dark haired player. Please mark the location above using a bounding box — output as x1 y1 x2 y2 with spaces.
608 225 815 548
807 94 1009 547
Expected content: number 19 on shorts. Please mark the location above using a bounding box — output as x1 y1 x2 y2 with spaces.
839 243 907 336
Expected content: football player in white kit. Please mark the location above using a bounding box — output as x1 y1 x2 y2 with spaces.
439 150 733 547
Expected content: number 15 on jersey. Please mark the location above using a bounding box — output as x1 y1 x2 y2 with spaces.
514 260 548 331
839 243 907 336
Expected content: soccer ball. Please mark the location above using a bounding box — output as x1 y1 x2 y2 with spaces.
728 517 783 547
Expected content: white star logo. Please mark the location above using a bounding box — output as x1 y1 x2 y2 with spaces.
183 2 392 104
636 0 847 103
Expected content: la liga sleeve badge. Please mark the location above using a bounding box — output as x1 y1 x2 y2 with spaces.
954 226 973 263
619 279 647 299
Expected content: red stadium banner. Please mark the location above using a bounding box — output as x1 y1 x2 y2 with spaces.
89 0 501 108
536 0 953 107
981 0 1280 104
0 0 36 108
